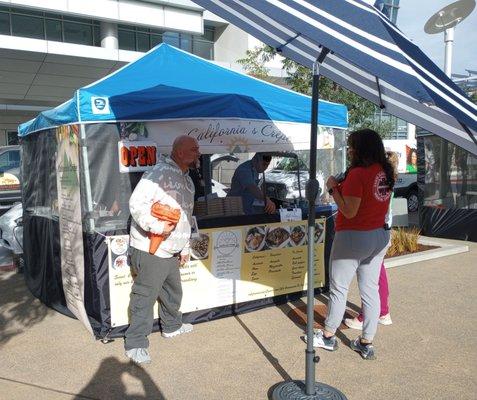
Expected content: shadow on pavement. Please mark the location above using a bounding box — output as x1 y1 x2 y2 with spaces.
0 270 52 347
234 315 292 382
74 357 166 400
277 294 362 348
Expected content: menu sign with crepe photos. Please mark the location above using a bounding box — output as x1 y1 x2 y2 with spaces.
108 219 326 328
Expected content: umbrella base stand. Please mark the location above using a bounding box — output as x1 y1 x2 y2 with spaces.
271 380 347 399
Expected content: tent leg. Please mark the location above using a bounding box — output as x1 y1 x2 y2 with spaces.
272 47 346 400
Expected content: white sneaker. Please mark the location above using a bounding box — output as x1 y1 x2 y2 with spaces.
303 330 338 351
125 348 151 364
162 323 193 338
344 314 393 330
379 313 393 326
344 317 363 330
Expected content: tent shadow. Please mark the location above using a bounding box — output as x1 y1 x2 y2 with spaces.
74 357 166 400
0 270 53 347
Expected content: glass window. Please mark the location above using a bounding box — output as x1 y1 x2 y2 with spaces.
180 33 192 52
0 12 10 35
44 12 63 19
422 136 477 210
9 150 20 166
45 19 62 41
136 32 150 52
118 29 136 51
0 152 9 166
11 14 44 39
150 33 162 48
93 24 101 46
7 132 19 146
193 40 214 60
204 27 215 41
163 31 179 48
64 15 91 23
0 150 19 169
118 24 136 31
64 21 93 45
11 7 43 16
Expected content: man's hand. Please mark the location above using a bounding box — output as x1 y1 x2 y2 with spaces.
264 197 276 214
179 253 190 265
150 220 175 236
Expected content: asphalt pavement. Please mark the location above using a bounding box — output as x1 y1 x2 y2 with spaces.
0 237 476 400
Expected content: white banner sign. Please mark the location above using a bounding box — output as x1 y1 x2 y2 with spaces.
144 119 339 154
56 125 93 336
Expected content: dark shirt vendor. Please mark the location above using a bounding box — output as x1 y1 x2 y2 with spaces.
228 153 276 215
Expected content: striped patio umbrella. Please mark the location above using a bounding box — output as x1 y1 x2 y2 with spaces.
192 1 476 398
193 0 477 154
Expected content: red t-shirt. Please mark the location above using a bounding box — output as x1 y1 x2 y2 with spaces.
335 164 391 231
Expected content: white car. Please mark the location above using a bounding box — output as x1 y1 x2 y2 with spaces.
0 202 23 255
0 202 23 271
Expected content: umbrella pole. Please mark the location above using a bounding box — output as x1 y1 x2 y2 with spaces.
272 48 347 400
304 55 322 396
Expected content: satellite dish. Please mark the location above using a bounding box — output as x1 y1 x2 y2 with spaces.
424 0 475 34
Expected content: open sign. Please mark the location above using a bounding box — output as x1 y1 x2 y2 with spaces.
118 141 157 173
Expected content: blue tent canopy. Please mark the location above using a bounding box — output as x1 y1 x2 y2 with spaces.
19 44 347 136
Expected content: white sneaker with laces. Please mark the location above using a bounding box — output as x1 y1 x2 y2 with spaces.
303 329 338 351
162 323 193 338
125 348 151 364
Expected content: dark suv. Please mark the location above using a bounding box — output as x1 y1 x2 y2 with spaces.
0 145 21 211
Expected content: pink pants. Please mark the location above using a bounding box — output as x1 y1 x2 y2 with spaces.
357 262 389 321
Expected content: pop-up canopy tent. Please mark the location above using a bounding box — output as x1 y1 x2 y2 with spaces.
19 43 347 145
19 44 348 339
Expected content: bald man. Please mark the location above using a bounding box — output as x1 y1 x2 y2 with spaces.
125 135 200 364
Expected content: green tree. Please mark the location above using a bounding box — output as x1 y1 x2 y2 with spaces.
238 45 394 137
470 91 477 104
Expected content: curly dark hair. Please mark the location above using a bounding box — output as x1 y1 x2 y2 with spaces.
347 129 395 190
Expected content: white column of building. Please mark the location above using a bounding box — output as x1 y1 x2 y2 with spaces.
100 21 118 49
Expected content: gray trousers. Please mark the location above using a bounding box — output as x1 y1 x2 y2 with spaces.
324 228 390 341
124 247 183 350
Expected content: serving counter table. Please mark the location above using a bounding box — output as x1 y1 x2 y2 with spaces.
24 205 336 340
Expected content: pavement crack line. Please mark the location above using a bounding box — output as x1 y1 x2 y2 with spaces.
0 376 99 400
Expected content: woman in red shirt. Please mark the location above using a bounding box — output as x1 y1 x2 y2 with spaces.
309 129 395 360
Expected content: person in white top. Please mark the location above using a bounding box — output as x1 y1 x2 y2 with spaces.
124 135 200 365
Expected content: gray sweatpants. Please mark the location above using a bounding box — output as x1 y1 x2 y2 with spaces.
124 247 183 350
324 228 390 341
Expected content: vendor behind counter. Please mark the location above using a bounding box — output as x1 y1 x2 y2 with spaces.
227 153 276 215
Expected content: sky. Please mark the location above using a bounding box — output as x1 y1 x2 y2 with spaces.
396 0 477 76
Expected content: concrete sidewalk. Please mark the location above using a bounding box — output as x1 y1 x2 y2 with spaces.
1 239 476 400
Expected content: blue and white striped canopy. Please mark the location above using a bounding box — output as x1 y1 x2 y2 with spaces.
193 0 477 155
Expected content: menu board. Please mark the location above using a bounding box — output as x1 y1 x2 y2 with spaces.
108 219 325 327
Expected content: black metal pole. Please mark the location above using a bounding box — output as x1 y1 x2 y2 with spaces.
272 46 346 400
304 51 326 396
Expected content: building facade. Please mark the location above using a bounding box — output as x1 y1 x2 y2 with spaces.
0 0 252 145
